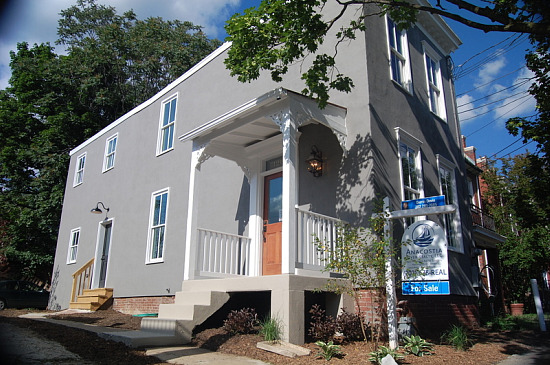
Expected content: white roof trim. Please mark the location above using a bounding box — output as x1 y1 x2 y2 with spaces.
70 42 232 156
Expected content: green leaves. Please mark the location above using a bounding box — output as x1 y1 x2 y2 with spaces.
0 0 221 279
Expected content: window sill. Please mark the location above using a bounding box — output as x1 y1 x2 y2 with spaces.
102 166 115 173
391 79 414 96
156 148 174 157
146 259 164 265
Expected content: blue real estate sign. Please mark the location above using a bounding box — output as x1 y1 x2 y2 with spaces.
402 281 450 295
401 220 450 295
401 195 446 210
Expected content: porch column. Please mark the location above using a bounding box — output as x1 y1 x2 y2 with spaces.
271 109 298 274
183 142 211 280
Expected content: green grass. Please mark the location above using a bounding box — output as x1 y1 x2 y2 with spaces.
485 313 550 332
259 317 282 342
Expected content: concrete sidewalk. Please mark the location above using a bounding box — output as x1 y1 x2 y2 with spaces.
19 312 270 364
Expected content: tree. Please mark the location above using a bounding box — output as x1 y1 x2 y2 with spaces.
481 154 550 305
225 0 549 148
0 0 221 279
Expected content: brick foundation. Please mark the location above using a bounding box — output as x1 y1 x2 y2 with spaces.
355 289 480 338
113 296 175 315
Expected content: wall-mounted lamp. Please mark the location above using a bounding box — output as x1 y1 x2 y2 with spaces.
91 202 110 218
306 145 323 177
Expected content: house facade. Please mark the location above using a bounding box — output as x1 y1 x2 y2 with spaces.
50 2 479 344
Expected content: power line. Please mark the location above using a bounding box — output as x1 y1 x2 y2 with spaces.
456 67 529 97
460 93 532 122
458 90 529 114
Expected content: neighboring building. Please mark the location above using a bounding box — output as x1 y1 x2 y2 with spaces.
463 137 506 317
50 2 479 344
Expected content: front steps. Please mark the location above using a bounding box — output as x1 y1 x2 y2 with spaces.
69 288 113 311
103 290 229 348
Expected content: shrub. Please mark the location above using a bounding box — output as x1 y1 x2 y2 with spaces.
223 308 258 334
368 346 404 364
259 317 282 342
308 304 337 341
336 309 367 341
403 335 434 356
315 340 343 361
441 324 471 351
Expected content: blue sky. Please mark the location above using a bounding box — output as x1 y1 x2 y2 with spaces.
0 0 537 161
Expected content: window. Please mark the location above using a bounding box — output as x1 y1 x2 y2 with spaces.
73 153 86 186
67 228 80 264
396 128 424 224
423 42 447 119
157 95 177 155
147 188 169 263
387 17 412 92
103 134 118 172
438 156 463 252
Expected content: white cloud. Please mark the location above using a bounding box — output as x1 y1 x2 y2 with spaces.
474 55 507 89
0 0 251 89
492 67 536 121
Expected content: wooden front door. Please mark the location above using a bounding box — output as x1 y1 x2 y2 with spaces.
263 172 282 275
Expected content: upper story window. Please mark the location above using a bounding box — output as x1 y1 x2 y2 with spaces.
147 188 169 263
67 228 80 264
423 42 447 120
396 128 424 225
103 133 118 172
157 95 177 155
387 17 412 93
438 155 463 252
73 152 86 186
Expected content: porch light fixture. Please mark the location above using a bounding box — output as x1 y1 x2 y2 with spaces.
306 145 323 177
91 202 110 217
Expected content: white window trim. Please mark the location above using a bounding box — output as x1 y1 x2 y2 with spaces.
156 93 178 156
146 187 170 264
423 41 447 121
437 154 463 253
73 152 86 187
67 227 81 264
386 16 413 94
395 128 424 202
102 133 118 172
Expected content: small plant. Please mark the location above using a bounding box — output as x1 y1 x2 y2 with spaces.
308 304 337 341
403 335 434 356
441 324 471 351
368 346 404 364
336 309 368 341
315 340 343 361
259 316 282 342
223 308 258 334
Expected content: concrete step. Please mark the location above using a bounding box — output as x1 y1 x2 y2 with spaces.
99 329 183 348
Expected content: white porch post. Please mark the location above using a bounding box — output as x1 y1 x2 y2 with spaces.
248 170 261 276
273 109 299 274
184 143 210 280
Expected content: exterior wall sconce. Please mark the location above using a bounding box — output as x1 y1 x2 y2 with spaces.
306 145 323 177
91 202 110 218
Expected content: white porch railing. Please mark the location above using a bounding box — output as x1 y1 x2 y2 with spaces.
197 228 252 277
296 208 341 270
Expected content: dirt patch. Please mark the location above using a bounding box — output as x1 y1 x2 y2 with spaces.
1 309 549 365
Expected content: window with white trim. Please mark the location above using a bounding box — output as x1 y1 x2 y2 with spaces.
67 228 80 264
73 153 86 186
147 188 169 263
438 155 463 252
157 95 177 155
397 128 424 225
423 42 447 120
387 17 412 92
103 134 118 172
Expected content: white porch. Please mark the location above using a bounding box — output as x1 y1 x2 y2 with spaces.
179 88 348 281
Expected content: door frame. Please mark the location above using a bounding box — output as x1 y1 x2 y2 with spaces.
262 171 283 275
92 218 114 289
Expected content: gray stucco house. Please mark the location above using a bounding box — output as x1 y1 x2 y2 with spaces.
50 2 479 344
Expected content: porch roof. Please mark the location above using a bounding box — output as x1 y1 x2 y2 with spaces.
178 88 347 153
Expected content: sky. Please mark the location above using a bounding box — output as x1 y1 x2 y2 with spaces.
0 0 538 162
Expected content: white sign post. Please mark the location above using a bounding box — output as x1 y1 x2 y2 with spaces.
379 198 456 350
